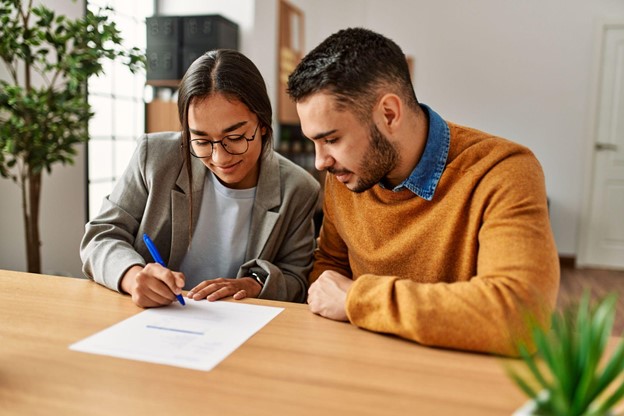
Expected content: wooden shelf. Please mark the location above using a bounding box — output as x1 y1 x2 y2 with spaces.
146 99 181 133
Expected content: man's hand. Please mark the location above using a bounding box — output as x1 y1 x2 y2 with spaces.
187 277 262 302
120 263 185 308
307 270 353 321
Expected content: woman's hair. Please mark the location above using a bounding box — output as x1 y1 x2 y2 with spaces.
178 49 273 159
176 49 273 239
287 27 419 122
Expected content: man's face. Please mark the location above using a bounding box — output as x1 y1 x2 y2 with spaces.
296 92 398 193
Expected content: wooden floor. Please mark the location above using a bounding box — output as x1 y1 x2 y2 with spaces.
558 264 624 336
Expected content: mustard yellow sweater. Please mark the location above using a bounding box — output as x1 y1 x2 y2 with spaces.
310 122 560 356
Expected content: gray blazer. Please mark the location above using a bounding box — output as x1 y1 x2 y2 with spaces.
80 132 321 303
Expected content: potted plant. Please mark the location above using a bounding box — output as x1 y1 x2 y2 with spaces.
0 0 144 273
508 291 624 416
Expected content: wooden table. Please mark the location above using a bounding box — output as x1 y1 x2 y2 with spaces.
0 270 527 415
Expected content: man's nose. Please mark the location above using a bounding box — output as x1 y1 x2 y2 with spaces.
314 145 333 171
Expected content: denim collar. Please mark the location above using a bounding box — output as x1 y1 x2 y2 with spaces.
384 104 450 201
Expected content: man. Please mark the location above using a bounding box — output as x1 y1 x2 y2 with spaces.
287 28 559 356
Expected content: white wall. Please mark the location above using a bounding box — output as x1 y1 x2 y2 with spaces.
0 0 86 277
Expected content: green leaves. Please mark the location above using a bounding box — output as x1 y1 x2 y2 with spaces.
0 81 87 178
507 291 624 416
0 0 145 177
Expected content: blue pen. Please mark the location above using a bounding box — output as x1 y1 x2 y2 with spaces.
142 233 186 306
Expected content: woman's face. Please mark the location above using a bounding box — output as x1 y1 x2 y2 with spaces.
188 93 265 189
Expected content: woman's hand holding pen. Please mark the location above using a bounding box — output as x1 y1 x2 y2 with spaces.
120 263 185 308
187 277 262 302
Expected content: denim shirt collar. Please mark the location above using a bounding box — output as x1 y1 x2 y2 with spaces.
384 104 450 201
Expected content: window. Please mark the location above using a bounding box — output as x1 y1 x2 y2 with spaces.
86 0 153 220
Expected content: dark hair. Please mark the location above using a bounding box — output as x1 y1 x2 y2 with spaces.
287 28 419 120
178 49 273 158
176 49 273 239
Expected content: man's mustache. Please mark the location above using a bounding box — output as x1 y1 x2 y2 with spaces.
327 167 353 175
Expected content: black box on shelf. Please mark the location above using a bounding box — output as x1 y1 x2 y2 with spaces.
146 47 181 81
182 15 239 49
146 16 182 47
146 15 239 82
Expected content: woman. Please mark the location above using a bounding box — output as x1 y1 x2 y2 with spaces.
80 50 320 308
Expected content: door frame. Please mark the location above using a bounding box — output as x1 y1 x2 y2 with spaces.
577 20 624 268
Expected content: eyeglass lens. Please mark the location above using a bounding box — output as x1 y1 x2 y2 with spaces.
190 123 258 158
191 137 248 157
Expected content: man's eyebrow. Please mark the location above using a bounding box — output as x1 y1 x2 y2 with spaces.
310 129 338 141
189 121 248 137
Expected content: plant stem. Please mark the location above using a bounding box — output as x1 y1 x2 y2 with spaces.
23 167 41 273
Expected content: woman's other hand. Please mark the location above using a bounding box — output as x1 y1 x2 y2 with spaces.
187 277 262 301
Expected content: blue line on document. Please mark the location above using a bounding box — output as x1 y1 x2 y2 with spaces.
145 325 204 335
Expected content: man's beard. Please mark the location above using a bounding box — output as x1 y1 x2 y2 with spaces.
337 123 399 193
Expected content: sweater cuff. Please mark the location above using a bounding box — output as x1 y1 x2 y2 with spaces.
345 274 401 326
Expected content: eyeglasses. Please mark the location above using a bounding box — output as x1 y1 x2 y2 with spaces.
189 123 260 158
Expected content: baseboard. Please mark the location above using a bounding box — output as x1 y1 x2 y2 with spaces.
559 255 576 269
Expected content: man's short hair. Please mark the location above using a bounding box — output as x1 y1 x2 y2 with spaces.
287 27 419 120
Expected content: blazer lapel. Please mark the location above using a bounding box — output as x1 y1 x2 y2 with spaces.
169 157 206 270
246 153 281 259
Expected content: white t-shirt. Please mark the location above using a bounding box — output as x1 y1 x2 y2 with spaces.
179 171 256 288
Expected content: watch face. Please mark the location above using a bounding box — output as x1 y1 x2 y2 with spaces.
251 272 266 286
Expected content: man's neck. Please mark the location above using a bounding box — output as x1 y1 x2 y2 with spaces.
384 106 429 188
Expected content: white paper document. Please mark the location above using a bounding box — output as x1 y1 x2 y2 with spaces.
69 299 283 371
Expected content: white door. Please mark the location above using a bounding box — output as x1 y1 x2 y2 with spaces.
579 24 624 269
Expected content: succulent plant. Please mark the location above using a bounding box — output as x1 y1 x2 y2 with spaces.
508 291 624 416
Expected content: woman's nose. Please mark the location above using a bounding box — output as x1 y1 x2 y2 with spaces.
211 142 231 162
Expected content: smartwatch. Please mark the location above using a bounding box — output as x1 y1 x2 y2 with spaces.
250 271 267 288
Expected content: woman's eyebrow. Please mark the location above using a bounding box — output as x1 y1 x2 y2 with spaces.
190 121 248 137
222 121 248 134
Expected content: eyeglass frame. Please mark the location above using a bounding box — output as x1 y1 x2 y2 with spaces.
189 122 260 159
